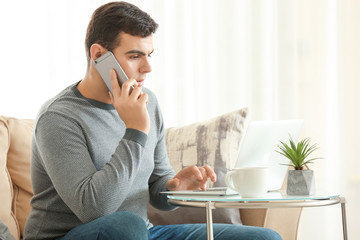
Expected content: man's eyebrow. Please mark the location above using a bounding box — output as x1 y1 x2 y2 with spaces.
125 49 154 56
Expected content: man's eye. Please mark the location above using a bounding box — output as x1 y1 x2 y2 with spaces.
130 55 140 59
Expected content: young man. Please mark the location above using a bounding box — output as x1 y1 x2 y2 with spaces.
24 2 282 240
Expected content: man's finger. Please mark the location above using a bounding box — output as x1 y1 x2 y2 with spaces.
203 165 217 182
121 78 137 96
129 86 142 101
198 168 209 190
138 92 149 105
166 178 179 191
190 165 203 181
199 167 207 179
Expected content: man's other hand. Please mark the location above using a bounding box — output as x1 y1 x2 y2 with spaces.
166 165 217 191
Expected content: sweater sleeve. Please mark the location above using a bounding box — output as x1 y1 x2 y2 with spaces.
33 111 147 223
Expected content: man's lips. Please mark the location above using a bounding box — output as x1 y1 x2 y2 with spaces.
137 80 145 87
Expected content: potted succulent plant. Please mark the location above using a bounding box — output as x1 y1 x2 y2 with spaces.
276 136 321 195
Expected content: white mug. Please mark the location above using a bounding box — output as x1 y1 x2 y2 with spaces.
225 167 269 198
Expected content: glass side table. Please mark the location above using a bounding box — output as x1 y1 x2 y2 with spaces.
167 191 347 240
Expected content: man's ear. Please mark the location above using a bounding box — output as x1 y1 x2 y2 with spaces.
90 44 107 61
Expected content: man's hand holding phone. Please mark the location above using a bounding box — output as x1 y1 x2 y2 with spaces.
109 69 150 134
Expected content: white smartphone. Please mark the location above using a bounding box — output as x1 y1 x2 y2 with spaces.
93 51 129 95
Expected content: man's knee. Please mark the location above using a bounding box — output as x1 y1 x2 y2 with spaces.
100 211 149 239
255 227 282 240
213 224 282 240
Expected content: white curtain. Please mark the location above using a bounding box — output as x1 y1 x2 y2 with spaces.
0 0 359 239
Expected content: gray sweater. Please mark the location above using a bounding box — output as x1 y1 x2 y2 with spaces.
24 83 176 240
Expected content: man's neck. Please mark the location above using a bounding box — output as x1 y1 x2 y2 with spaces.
78 70 112 104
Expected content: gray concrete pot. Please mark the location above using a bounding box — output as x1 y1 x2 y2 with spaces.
286 169 315 195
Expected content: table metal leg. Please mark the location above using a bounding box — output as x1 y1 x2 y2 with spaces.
339 197 348 240
206 201 214 240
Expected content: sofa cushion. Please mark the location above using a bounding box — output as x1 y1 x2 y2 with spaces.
0 116 20 240
148 108 248 225
0 218 15 240
6 117 34 238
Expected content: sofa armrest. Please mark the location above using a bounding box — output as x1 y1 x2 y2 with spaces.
240 209 267 227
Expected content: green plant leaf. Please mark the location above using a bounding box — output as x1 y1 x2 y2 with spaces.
275 136 321 169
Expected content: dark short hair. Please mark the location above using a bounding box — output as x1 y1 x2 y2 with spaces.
85 1 158 65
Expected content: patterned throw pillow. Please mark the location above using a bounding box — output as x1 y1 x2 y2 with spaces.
148 108 248 225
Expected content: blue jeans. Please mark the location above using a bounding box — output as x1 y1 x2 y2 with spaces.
58 211 282 240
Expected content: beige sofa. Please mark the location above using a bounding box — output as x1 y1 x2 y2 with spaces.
0 109 302 240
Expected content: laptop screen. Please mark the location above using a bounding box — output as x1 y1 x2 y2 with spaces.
235 120 303 191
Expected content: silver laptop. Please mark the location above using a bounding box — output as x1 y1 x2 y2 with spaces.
235 120 303 191
163 119 303 196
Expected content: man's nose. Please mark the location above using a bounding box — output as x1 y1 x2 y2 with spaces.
140 58 152 73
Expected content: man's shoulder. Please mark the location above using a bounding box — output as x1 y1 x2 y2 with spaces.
35 82 85 123
42 83 77 108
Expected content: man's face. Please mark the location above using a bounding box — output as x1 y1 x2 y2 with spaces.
112 32 154 87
